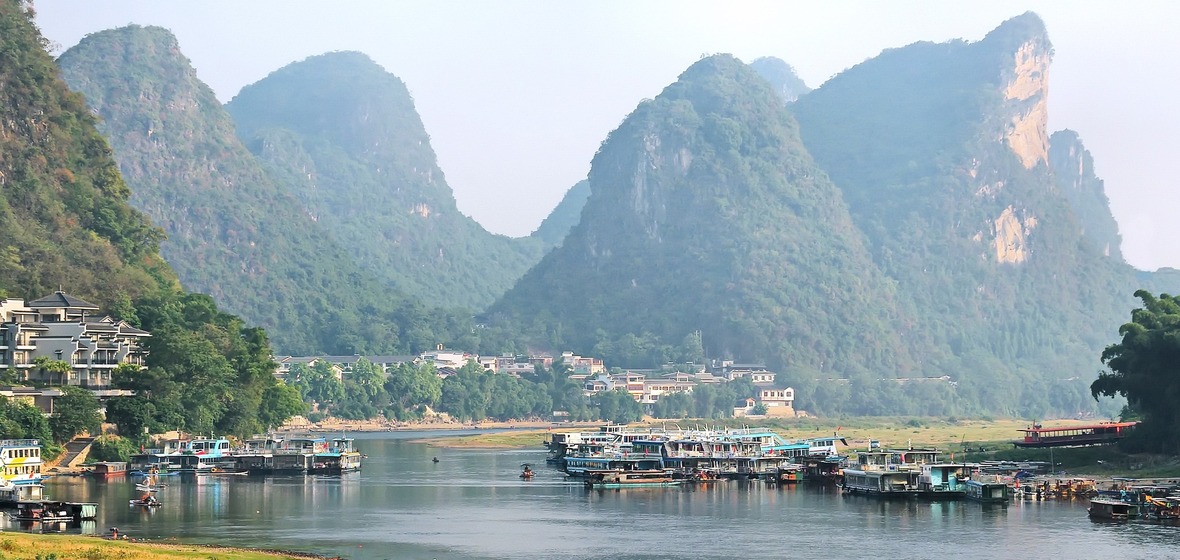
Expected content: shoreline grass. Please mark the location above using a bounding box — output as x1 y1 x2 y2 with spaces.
0 533 337 560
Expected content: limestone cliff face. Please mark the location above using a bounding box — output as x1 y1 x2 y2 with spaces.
992 206 1038 263
789 12 1142 417
967 15 1053 263
1002 40 1051 169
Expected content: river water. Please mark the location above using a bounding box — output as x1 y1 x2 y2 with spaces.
23 431 1180 559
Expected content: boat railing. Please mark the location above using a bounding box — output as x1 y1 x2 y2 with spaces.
0 439 40 447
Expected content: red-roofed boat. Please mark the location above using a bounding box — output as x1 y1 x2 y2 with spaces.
1014 422 1137 448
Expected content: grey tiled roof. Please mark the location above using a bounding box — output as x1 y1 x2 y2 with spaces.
27 291 99 310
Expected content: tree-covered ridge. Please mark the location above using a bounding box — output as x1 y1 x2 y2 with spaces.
0 3 169 305
55 26 475 356
0 1 303 440
1048 130 1123 262
489 54 918 385
748 57 810 103
226 52 545 309
790 12 1137 416
530 179 589 249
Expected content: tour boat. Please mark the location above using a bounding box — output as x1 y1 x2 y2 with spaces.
0 439 46 485
584 469 683 489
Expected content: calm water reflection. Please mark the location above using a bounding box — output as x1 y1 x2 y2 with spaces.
23 431 1180 560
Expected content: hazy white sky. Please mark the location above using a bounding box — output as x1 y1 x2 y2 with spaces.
33 1 1180 270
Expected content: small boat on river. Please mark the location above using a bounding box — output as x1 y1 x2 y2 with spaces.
90 462 128 480
520 463 535 480
584 469 682 489
1143 496 1180 521
1088 498 1140 521
768 464 803 484
964 476 1010 504
12 501 77 522
130 489 162 508
134 474 164 492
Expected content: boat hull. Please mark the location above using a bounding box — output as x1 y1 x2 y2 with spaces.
583 469 681 489
1088 499 1140 521
587 481 684 489
965 481 1010 504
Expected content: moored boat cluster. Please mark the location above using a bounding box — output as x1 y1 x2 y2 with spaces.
545 425 1180 520
548 425 853 490
123 434 363 478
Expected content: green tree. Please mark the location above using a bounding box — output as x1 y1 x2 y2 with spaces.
49 386 102 443
385 362 442 419
32 357 71 386
335 358 388 419
293 361 344 407
1092 290 1180 452
651 392 693 418
112 363 142 385
590 389 643 424
104 396 157 443
89 434 136 462
285 363 313 400
677 331 706 364
259 383 307 429
0 397 53 445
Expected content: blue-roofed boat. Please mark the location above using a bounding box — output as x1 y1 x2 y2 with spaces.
564 454 663 477
915 463 969 499
311 437 362 474
173 437 234 473
841 449 944 498
804 435 847 458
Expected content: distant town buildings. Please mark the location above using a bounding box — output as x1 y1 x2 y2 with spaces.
0 291 149 388
274 349 796 416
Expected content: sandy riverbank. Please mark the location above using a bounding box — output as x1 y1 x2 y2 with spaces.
277 415 592 434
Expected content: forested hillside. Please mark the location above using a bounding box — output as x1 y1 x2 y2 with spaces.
789 13 1138 416
488 55 923 387
1047 129 1124 262
24 4 1178 421
226 52 545 310
0 1 302 438
530 179 590 249
0 9 167 302
749 57 810 103
56 26 475 355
